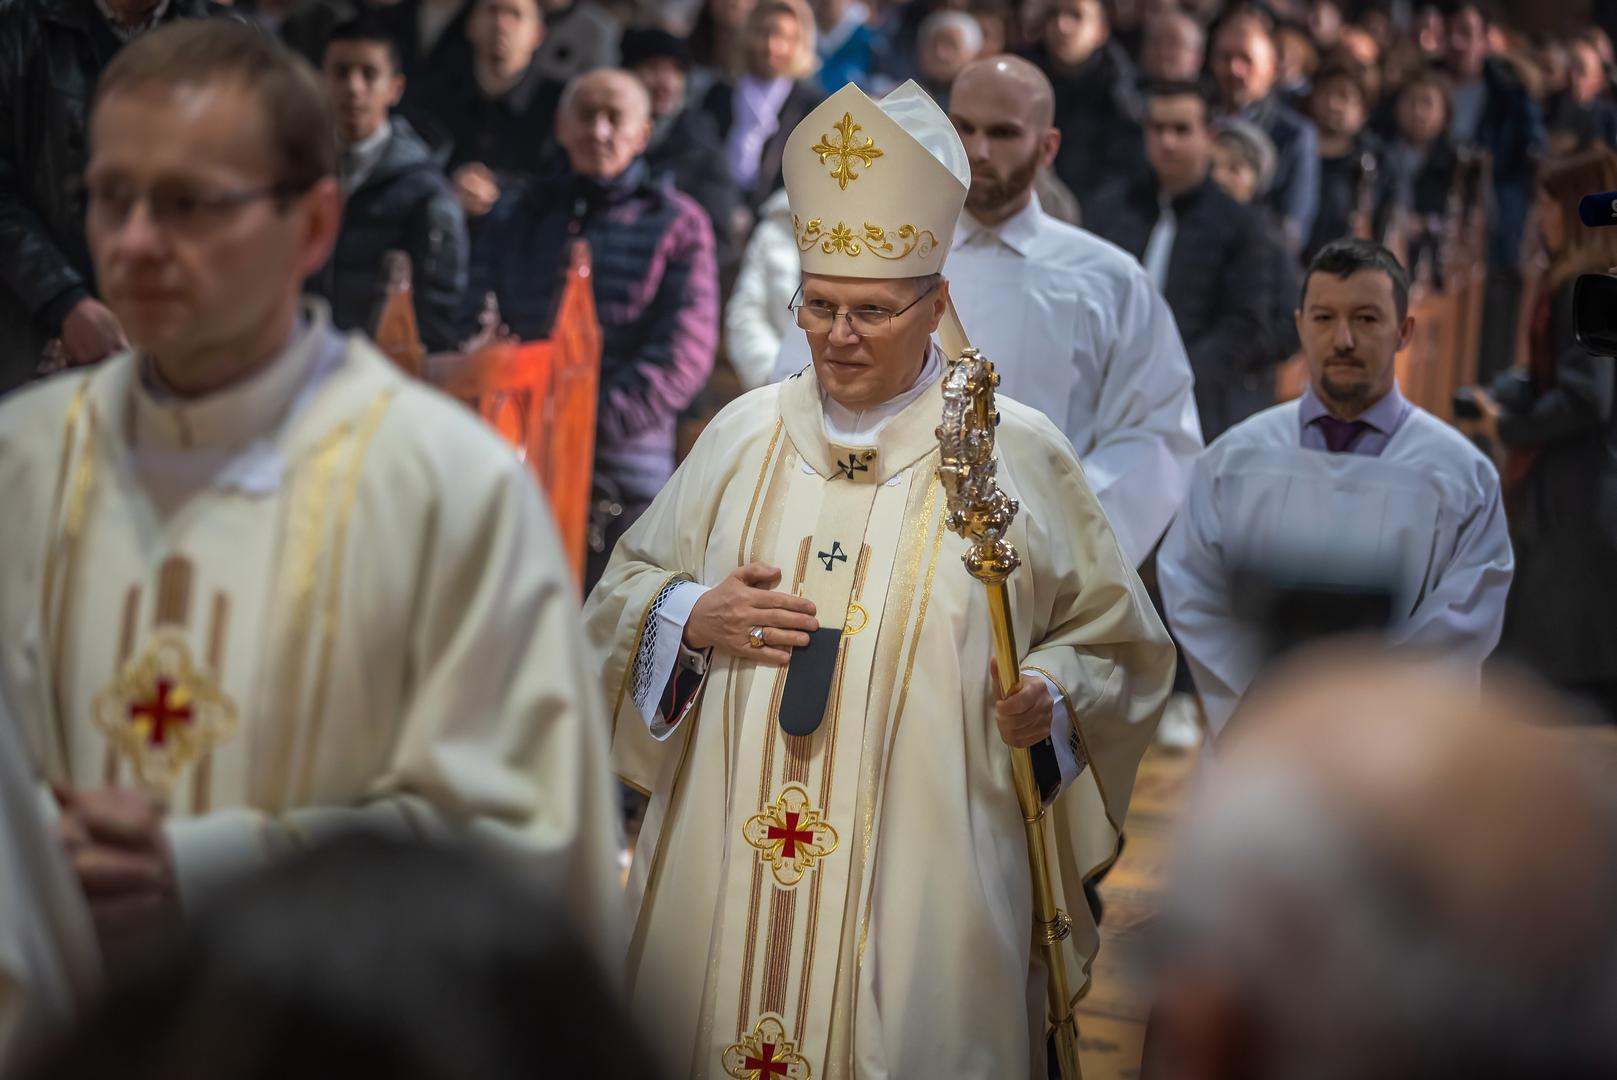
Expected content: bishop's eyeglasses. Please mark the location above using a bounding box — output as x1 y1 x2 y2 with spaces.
787 280 939 338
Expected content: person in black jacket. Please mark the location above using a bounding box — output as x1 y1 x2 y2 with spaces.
409 0 562 224
1490 147 1617 721
1088 82 1274 441
1305 56 1397 262
0 0 219 394
622 27 744 273
313 15 468 349
1021 0 1146 213
1210 11 1320 252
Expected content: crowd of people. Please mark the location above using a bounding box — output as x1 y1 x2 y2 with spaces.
1 0 1617 1075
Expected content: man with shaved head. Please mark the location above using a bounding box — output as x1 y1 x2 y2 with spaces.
940 56 1201 566
1145 647 1617 1079
466 67 719 586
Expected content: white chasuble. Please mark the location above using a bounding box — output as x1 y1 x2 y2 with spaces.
0 308 624 966
585 364 1176 1079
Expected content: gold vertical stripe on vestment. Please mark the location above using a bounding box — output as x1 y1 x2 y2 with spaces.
294 392 393 804
46 398 100 782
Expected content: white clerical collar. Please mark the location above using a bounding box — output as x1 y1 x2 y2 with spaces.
820 344 943 444
130 300 337 458
954 192 1045 258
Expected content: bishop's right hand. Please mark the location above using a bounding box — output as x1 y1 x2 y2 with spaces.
684 562 818 667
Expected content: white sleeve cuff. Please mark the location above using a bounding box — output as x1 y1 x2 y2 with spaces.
166 809 293 914
1030 671 1081 796
636 581 711 737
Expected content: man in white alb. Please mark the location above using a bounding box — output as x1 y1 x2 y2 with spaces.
1159 239 1513 735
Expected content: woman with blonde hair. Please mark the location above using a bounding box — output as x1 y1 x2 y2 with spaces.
1492 145 1617 721
700 0 824 209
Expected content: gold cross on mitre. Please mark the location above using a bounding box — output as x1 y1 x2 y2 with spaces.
811 112 884 190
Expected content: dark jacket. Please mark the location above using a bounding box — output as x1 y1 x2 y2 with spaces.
1238 93 1320 252
465 162 718 499
1464 57 1545 266
1087 175 1274 440
1496 281 1617 686
410 56 564 181
1305 129 1397 264
644 104 743 272
0 0 219 394
1383 135 1460 285
1024 39 1147 211
311 117 468 350
700 77 821 208
1546 89 1617 151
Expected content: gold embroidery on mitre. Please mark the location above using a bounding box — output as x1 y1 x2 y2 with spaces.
811 112 883 190
93 629 238 794
743 783 840 888
792 217 938 261
722 1015 812 1080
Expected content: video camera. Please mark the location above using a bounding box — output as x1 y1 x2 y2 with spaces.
1572 193 1617 353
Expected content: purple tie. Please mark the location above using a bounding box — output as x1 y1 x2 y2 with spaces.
1315 416 1371 453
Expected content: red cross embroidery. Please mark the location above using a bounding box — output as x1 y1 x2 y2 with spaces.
767 811 815 860
744 1043 789 1078
128 679 193 747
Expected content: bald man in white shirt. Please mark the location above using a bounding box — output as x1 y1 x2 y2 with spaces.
774 56 1203 565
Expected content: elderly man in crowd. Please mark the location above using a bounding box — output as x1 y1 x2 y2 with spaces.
467 68 718 588
1159 240 1512 734
1146 646 1617 1077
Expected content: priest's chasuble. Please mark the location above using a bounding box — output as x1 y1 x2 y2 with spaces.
0 308 624 963
585 363 1176 1079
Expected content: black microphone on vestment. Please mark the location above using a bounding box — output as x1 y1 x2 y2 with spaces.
1577 192 1617 227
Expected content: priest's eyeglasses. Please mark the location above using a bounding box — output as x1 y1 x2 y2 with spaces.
788 281 939 337
82 177 310 237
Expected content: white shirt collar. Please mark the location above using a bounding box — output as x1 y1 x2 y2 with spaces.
342 119 393 193
953 192 1046 258
820 344 943 444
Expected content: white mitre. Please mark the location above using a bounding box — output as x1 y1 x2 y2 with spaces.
783 79 977 353
783 80 969 279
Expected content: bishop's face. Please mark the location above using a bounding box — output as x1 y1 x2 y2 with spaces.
798 273 948 413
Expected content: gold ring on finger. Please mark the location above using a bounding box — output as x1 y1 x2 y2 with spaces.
747 625 767 649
